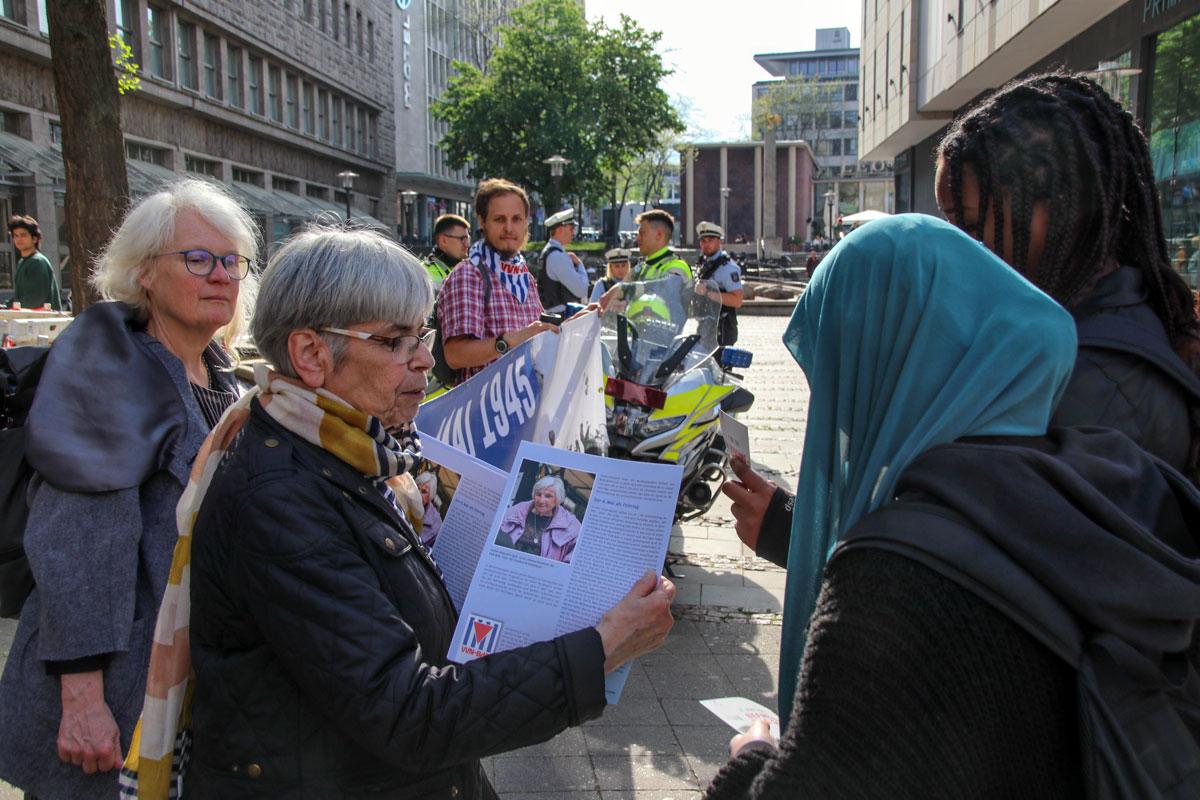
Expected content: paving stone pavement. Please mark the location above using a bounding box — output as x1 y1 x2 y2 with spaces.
0 314 805 799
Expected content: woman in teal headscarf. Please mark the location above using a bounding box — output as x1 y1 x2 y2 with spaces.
710 214 1079 794
705 214 1200 797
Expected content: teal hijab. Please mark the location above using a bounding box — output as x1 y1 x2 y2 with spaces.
777 214 1078 727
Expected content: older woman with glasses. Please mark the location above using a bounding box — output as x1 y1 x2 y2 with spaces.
156 226 675 800
0 180 256 799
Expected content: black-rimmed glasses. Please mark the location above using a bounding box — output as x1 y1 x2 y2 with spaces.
320 327 436 360
155 249 252 280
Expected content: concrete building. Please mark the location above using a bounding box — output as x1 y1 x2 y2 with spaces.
679 140 819 249
861 0 1200 288
752 28 895 235
0 0 394 293
393 0 515 246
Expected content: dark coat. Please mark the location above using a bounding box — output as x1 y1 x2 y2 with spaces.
188 403 607 799
0 302 219 800
1051 266 1198 476
708 429 1200 799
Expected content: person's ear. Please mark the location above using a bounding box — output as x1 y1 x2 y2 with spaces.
137 261 157 292
288 329 334 389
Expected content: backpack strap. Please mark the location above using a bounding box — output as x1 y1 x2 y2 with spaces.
1076 313 1200 404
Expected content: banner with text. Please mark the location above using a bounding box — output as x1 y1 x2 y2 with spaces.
416 313 608 471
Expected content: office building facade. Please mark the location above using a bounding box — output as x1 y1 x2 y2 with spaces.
861 0 1199 285
752 28 894 234
0 0 395 292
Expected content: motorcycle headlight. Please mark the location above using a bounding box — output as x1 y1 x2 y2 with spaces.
639 414 687 437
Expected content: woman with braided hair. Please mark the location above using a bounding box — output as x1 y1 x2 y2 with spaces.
934 71 1200 482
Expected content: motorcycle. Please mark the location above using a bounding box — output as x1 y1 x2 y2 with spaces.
600 277 755 523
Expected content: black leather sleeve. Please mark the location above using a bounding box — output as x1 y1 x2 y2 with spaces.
754 488 794 569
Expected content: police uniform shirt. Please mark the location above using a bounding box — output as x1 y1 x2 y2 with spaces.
701 250 742 296
542 239 589 308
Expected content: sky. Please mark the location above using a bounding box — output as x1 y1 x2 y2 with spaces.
585 0 862 142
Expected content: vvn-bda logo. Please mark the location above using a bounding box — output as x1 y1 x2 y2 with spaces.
460 615 504 659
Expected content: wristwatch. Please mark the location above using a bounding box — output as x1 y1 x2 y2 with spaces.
494 332 509 354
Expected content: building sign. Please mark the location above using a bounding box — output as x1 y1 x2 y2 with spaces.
1143 0 1193 22
396 0 412 108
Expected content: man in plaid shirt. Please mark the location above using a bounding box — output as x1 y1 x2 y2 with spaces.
438 179 559 383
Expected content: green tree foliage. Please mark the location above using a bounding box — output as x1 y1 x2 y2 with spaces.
752 75 837 147
433 0 682 211
108 32 142 95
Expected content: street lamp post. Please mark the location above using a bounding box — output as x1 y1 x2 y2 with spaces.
543 154 570 213
823 189 836 243
720 186 731 238
337 170 359 223
400 190 417 244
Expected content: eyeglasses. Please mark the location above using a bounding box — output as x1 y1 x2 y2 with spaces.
441 233 471 244
156 249 252 280
320 327 436 360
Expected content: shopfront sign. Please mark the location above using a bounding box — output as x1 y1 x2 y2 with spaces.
1143 0 1194 23
396 0 413 108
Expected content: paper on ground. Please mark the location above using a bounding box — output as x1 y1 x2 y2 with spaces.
447 441 682 704
719 410 750 463
699 697 781 739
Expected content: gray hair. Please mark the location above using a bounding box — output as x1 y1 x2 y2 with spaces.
531 475 565 504
252 225 434 376
91 179 260 345
415 471 438 493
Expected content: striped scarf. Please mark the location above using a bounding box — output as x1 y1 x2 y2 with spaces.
470 238 532 303
118 365 423 799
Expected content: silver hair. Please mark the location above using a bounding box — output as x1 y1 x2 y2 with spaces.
415 471 438 493
252 225 434 377
531 474 566 504
91 179 260 345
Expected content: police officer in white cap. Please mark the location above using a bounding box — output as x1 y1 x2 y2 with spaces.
536 207 589 313
694 221 744 346
590 247 633 305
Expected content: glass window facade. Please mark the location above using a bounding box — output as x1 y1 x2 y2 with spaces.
147 6 166 79
203 34 219 98
1148 12 1200 288
177 21 197 91
226 47 243 108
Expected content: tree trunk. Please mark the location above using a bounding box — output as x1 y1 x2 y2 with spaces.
47 0 130 312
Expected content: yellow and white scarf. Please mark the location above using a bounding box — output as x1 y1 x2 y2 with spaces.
118 366 424 799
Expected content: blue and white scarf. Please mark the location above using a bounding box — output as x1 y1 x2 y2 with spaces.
469 239 532 303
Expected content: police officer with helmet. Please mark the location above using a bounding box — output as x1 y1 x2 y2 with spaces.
694 221 744 346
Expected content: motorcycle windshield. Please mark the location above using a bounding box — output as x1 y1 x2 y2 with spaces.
600 275 723 387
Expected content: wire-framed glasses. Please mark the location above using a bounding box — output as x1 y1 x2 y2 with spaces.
320 327 436 360
156 249 252 280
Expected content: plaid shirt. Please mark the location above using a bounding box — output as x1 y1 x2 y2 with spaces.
437 259 544 380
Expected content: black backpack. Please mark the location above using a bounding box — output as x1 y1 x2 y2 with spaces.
430 260 492 388
839 501 1200 799
0 345 48 618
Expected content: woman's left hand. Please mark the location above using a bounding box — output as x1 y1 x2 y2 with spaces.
729 719 776 758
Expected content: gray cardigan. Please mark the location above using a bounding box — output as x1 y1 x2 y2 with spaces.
0 303 215 800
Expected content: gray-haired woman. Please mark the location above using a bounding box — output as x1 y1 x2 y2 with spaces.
0 179 256 799
415 471 443 548
496 474 582 563
184 226 675 799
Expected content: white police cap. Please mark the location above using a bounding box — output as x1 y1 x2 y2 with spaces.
696 221 725 239
545 207 576 230
605 248 632 263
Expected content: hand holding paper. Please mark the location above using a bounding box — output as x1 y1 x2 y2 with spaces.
596 571 676 673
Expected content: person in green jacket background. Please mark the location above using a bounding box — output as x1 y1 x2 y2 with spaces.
8 214 61 310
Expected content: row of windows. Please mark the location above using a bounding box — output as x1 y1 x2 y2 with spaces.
786 57 861 79
126 141 377 216
286 0 376 62
128 4 378 159
756 82 858 106
0 0 48 34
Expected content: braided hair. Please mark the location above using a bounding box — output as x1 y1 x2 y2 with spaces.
937 71 1200 380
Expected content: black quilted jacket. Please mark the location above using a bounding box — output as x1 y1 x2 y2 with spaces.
187 402 607 799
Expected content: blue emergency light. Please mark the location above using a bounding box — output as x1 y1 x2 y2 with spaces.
719 347 753 369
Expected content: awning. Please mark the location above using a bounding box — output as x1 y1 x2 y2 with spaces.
0 131 65 183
